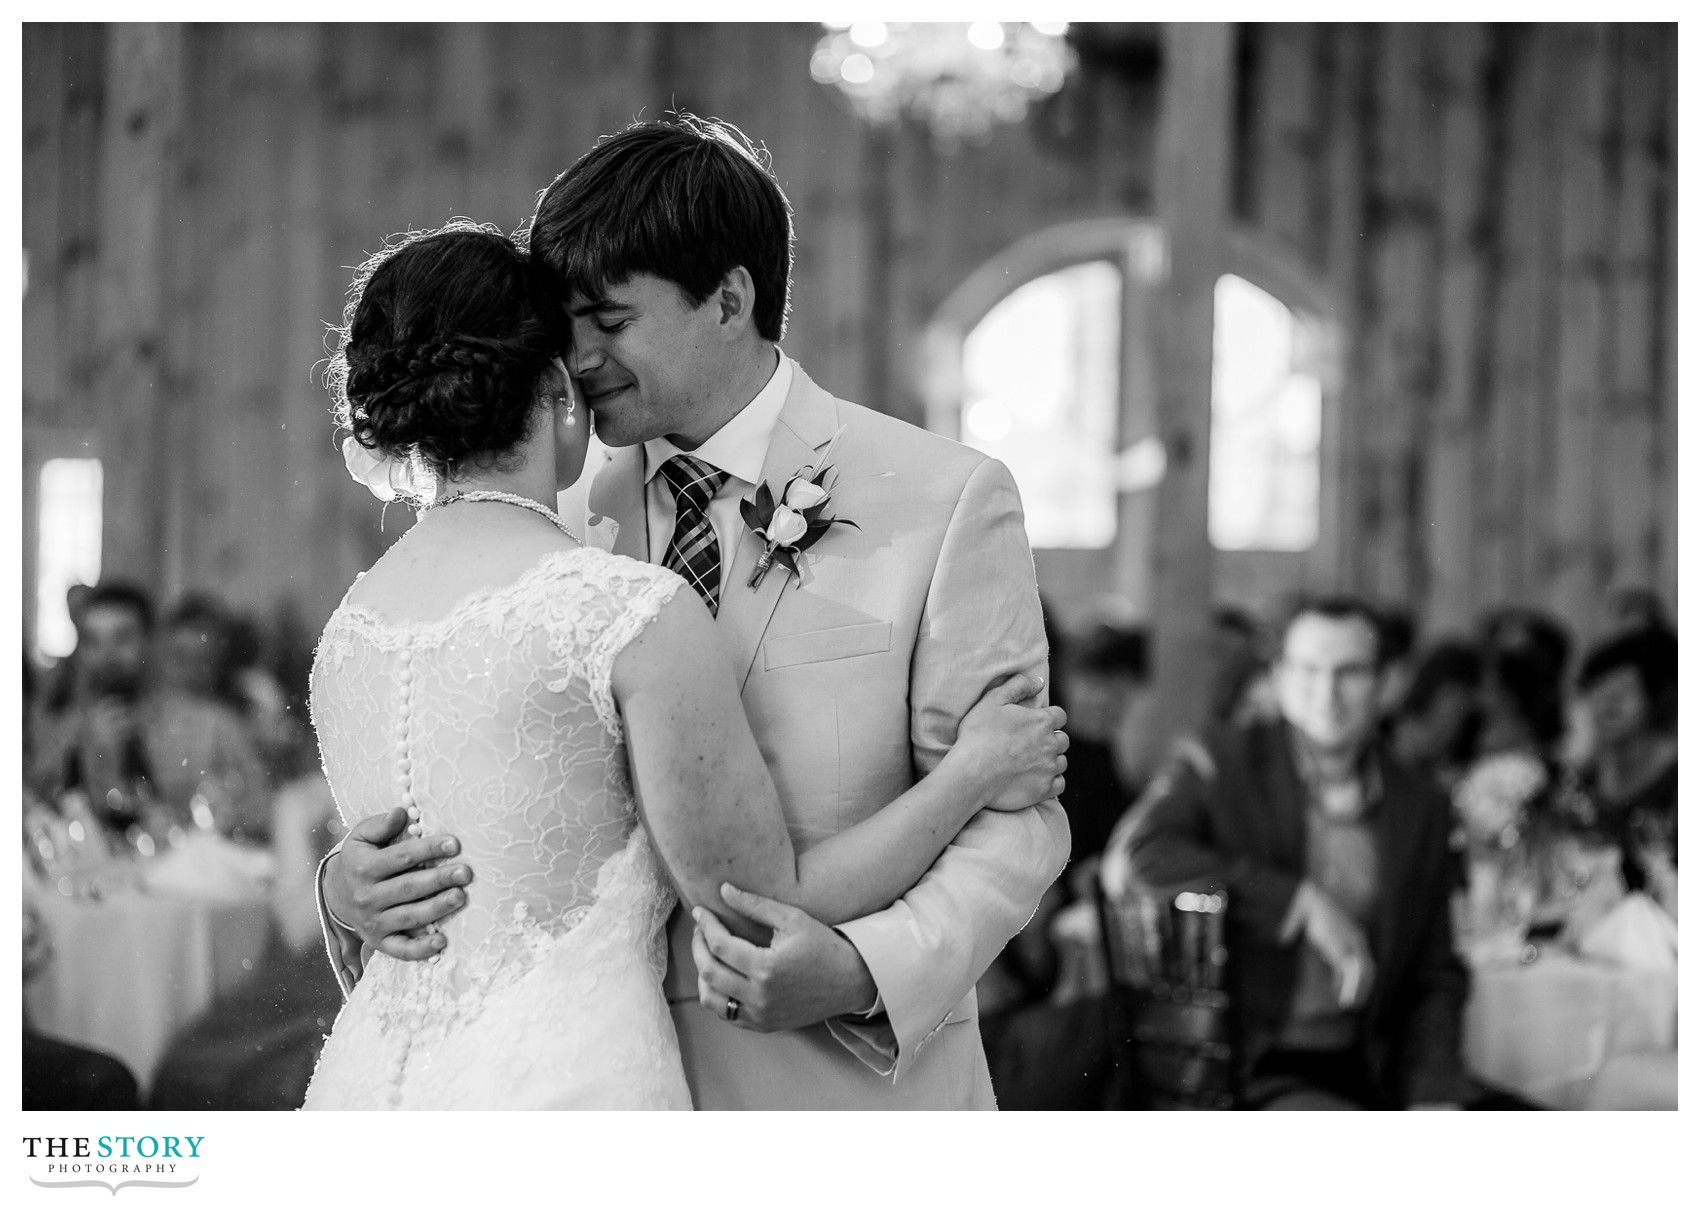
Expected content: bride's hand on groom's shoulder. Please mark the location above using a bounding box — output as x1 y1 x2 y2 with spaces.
690 885 879 1033
950 672 1069 812
324 807 474 961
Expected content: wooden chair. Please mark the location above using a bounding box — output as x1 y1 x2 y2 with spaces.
1097 878 1239 1109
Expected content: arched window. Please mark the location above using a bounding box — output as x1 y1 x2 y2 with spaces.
1209 273 1324 552
922 220 1339 615
958 261 1121 549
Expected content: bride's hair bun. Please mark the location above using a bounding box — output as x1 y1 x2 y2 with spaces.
327 219 571 477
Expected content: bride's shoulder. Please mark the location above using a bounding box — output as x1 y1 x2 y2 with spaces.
552 547 688 598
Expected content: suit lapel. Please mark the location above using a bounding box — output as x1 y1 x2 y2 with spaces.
1369 759 1415 974
717 367 842 689
1262 723 1310 871
586 444 649 559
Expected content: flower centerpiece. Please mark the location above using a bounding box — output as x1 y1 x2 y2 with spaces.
1452 751 1548 851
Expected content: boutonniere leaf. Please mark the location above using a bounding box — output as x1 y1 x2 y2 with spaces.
744 454 859 590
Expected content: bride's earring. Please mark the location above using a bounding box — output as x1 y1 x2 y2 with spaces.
556 391 576 428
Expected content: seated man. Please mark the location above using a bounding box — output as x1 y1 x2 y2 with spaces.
1102 595 1477 1110
30 582 271 843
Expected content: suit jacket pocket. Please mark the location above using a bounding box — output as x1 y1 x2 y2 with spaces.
763 620 892 671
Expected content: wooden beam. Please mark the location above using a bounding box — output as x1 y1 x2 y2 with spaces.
1599 26 1660 607
1550 23 1612 636
1150 21 1234 742
1426 24 1493 632
92 23 184 589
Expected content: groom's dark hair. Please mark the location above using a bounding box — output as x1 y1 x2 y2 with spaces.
528 113 794 342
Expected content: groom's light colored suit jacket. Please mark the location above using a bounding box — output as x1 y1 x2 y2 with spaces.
561 364 1071 1109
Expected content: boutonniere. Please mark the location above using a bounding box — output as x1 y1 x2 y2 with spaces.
741 426 859 590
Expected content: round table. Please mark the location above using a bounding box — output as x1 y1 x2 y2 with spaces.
24 880 273 1098
1464 949 1677 1109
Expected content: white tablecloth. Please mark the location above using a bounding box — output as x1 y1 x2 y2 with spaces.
1464 950 1677 1108
24 882 273 1096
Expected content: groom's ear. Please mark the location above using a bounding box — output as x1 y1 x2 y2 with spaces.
711 266 758 339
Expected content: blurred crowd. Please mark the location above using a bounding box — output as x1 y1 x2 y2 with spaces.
980 586 1678 1109
22 582 346 1110
20 576 1677 1111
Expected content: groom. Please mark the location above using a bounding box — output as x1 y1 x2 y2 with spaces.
318 114 1070 1109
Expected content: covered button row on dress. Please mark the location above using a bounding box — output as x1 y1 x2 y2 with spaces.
389 644 421 1110
395 647 442 963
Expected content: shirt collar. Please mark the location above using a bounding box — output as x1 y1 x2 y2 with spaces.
643 351 794 488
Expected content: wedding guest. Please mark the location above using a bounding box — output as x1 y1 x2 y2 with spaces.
159 592 250 707
1575 626 1677 897
1476 607 1571 760
1375 605 1419 719
1208 605 1273 725
1388 640 1482 793
976 608 1131 1110
30 582 273 843
1605 586 1669 636
1059 618 1149 862
1101 595 1481 1109
234 616 317 785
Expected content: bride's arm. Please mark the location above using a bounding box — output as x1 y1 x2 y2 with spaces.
612 592 1065 941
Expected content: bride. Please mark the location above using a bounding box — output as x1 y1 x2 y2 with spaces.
300 222 1068 1110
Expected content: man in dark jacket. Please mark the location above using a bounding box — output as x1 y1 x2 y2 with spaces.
1102 595 1476 1109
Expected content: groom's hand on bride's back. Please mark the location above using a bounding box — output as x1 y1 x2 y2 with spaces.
324 807 474 961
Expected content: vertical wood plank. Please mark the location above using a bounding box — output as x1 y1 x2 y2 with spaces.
1479 25 1541 609
1259 23 1319 260
1549 23 1612 636
1425 24 1493 632
1598 26 1659 607
23 25 65 417
1650 26 1677 613
1151 21 1233 742
92 23 183 587
1374 24 1443 608
1324 24 1372 594
55 25 105 426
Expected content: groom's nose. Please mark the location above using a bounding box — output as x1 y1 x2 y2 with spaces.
569 336 604 376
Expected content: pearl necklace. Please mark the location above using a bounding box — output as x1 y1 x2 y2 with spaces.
422 489 580 543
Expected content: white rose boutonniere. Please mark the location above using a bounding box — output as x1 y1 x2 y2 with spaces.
741 427 859 590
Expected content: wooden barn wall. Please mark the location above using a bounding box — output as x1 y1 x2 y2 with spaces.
1234 22 1677 640
22 22 1676 649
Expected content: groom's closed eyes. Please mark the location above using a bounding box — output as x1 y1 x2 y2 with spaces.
571 300 634 335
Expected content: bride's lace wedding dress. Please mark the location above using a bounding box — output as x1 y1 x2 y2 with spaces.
301 547 694 1109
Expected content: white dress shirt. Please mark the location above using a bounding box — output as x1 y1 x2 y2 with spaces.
642 352 794 567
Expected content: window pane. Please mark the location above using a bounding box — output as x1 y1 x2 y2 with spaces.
960 261 1120 549
1209 274 1321 551
37 458 103 658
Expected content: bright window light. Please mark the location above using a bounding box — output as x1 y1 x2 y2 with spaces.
1209 275 1321 551
37 458 103 658
960 261 1120 549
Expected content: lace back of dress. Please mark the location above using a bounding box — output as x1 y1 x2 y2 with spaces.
310 549 684 1012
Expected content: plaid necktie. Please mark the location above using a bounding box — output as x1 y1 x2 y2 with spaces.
660 454 730 615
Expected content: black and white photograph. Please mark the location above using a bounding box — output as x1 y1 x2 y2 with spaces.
12 14 1686 1201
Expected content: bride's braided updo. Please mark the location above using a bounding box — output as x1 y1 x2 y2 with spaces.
327 219 571 478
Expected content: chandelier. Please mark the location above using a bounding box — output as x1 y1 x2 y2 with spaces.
810 21 1075 146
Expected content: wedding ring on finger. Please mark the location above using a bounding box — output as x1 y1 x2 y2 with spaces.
724 996 741 1024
